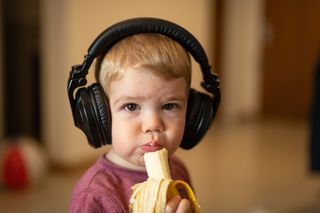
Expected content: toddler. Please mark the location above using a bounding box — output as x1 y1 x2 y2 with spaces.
70 33 194 213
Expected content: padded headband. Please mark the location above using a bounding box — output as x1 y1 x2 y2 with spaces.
89 18 208 63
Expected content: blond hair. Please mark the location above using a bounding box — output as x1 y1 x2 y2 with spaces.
95 33 191 94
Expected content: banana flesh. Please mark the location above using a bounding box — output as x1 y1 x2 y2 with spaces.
129 148 199 213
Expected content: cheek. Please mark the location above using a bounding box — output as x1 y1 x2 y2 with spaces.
173 117 186 136
112 117 135 142
111 115 141 148
166 117 186 152
111 120 136 157
177 123 186 143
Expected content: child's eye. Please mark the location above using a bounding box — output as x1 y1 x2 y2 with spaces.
162 103 178 111
123 103 140 112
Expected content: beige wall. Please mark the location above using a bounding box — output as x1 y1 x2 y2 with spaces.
41 0 215 166
220 0 264 123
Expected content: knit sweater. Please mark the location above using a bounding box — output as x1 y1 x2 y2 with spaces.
69 154 191 213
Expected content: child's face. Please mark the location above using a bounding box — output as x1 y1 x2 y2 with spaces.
107 67 188 170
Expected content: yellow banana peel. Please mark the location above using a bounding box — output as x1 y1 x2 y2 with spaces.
129 148 199 213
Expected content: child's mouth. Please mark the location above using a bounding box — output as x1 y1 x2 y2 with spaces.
141 141 163 152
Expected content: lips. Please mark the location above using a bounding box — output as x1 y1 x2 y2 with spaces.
141 141 163 153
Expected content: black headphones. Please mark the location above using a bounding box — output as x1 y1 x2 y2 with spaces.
67 17 220 149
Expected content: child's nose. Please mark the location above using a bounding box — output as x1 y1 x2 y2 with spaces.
142 112 164 133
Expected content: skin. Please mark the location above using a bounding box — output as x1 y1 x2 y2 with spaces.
105 67 192 212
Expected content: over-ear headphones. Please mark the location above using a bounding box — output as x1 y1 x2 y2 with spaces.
67 17 220 149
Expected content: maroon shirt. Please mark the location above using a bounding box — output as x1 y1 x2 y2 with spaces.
69 154 191 213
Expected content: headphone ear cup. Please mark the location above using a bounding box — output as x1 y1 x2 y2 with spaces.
89 83 112 146
180 89 215 149
73 83 111 148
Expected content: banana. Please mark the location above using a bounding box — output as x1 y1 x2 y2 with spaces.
129 148 200 213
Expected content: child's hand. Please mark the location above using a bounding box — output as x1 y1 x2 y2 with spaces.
166 195 192 213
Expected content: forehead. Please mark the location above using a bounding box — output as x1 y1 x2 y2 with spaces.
108 67 188 99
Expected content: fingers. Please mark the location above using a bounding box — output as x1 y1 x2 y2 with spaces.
166 195 192 213
176 198 191 213
166 195 181 213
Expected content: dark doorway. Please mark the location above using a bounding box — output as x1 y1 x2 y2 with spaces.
2 0 41 140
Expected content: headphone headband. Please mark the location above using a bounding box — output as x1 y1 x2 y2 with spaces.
88 18 209 63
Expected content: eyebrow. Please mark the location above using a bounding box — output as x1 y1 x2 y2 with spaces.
113 94 187 106
113 95 145 105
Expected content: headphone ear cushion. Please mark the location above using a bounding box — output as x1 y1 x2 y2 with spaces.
74 87 101 148
180 89 215 149
88 83 112 147
73 83 111 148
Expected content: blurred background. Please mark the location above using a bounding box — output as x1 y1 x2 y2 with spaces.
0 0 320 212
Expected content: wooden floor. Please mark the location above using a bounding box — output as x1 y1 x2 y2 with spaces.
1 118 320 213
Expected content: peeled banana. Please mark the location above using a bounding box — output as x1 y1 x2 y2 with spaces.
129 148 199 213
